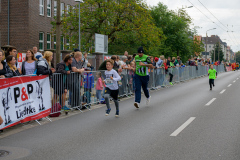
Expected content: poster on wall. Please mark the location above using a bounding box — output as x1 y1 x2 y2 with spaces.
0 75 51 130
17 53 26 69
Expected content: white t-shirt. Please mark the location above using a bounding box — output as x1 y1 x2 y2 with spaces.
105 69 121 90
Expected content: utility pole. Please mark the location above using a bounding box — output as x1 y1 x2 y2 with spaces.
56 0 61 63
218 36 220 62
214 44 215 62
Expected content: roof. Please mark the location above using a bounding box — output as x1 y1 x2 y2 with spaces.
202 35 226 45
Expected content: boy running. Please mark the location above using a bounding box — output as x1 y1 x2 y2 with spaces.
208 64 217 90
103 59 121 117
133 47 153 108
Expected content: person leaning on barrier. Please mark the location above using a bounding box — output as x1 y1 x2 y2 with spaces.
21 50 38 75
0 50 12 78
70 50 84 108
54 54 73 110
5 55 21 77
37 51 55 75
5 47 21 73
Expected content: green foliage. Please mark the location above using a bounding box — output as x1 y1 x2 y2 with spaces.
150 3 203 62
51 0 204 64
210 43 224 62
52 0 164 55
236 51 240 63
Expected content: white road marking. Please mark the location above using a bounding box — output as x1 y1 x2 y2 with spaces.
170 117 196 137
237 78 239 80
205 98 217 106
228 84 232 87
233 81 236 83
220 89 226 94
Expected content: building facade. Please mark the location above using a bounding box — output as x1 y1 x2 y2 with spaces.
0 0 76 53
202 35 227 60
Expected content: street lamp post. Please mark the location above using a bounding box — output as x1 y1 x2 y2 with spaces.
75 0 84 51
205 28 216 60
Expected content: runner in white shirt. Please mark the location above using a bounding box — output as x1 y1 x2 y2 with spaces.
103 59 121 117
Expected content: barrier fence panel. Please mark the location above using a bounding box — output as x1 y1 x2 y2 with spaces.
49 65 226 115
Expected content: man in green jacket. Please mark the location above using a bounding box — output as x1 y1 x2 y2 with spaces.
133 47 153 108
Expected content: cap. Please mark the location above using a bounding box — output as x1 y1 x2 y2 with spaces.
154 57 159 61
138 47 144 53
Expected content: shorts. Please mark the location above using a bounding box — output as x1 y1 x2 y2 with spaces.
105 87 119 100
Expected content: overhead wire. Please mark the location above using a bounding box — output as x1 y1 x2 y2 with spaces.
188 0 240 50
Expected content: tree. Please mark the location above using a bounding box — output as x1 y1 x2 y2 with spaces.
150 2 196 62
235 51 240 63
210 43 224 62
52 0 164 55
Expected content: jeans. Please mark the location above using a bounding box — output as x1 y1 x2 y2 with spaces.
135 74 150 103
96 90 102 100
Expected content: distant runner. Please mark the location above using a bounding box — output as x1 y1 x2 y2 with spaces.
133 47 153 108
208 64 217 90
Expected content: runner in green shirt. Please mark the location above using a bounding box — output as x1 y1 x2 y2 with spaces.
133 47 153 108
208 64 217 90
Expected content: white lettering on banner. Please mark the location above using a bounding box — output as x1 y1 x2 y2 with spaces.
0 76 51 130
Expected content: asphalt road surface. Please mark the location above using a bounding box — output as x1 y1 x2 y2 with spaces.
1 71 240 160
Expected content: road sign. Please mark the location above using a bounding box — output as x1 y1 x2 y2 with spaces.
95 33 108 54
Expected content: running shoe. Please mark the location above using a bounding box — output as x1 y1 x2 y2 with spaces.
210 88 212 90
146 96 151 106
169 82 173 85
105 108 111 116
63 106 71 111
134 102 139 108
115 110 119 117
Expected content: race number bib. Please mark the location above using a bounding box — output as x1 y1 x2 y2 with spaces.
105 78 113 86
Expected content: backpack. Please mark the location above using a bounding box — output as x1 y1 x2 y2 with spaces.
49 103 61 117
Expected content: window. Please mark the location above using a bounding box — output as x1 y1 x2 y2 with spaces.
61 3 65 17
47 0 51 17
54 1 57 16
47 33 51 49
209 45 211 48
66 37 70 50
66 5 70 15
39 32 44 51
39 0 44 16
54 35 56 49
61 36 64 50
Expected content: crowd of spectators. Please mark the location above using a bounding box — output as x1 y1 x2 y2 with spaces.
0 46 228 111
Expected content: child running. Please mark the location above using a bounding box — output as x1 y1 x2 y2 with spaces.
208 64 217 90
103 59 121 117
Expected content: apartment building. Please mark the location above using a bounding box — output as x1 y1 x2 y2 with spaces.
0 0 76 52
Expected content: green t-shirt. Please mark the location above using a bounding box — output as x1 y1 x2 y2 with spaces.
135 54 152 76
208 69 217 79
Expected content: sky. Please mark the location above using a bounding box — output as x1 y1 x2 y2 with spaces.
145 0 240 52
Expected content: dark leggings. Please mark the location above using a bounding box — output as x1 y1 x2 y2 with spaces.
169 73 173 82
209 79 214 88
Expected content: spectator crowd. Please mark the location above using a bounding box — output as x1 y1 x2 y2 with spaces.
0 46 227 115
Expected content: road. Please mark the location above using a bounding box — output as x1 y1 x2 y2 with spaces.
1 71 240 160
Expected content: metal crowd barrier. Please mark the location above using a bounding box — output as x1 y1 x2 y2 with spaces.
49 65 226 115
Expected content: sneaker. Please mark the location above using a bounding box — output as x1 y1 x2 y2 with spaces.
169 82 173 85
210 88 212 90
146 96 151 106
105 108 111 116
134 102 139 109
213 84 215 87
115 110 119 117
63 106 71 111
